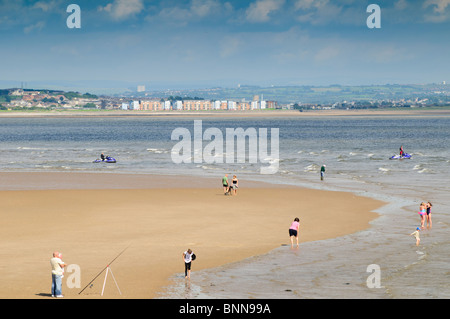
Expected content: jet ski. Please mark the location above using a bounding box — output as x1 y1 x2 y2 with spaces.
390 153 411 160
93 156 116 163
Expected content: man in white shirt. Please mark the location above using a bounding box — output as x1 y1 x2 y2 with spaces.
182 249 194 279
50 251 66 298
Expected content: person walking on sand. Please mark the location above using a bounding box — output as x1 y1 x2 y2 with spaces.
50 251 66 298
289 217 300 248
231 175 239 195
418 202 427 229
183 249 195 279
426 202 433 229
222 174 229 195
410 227 420 246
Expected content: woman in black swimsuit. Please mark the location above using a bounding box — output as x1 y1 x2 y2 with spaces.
426 202 432 229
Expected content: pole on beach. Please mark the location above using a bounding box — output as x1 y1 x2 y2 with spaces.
78 245 130 296
101 265 122 296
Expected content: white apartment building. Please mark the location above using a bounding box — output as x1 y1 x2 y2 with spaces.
130 101 140 110
227 100 236 110
174 100 183 110
163 100 171 110
260 100 266 109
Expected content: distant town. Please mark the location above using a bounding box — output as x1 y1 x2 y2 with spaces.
0 88 277 111
1 82 449 112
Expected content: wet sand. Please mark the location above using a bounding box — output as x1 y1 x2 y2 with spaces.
0 172 384 298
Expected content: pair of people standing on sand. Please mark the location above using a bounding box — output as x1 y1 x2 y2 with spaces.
222 174 239 195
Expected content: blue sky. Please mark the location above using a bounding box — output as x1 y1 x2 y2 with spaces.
1 0 449 92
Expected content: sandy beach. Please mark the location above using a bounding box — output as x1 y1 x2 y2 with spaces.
0 172 384 299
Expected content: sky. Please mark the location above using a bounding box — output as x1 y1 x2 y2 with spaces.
1 0 449 92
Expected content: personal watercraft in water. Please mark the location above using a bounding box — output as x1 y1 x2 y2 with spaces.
93 156 116 163
389 153 411 160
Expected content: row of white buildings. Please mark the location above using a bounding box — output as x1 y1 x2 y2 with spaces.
122 99 276 111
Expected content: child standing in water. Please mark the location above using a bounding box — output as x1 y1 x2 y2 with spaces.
410 227 420 246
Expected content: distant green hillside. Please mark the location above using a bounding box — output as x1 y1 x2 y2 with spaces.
135 83 449 104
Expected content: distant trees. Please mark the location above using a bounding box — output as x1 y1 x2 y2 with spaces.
63 91 98 100
83 102 97 108
42 97 58 104
292 103 306 110
167 96 204 101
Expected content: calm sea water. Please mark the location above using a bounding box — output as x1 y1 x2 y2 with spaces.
1 115 449 298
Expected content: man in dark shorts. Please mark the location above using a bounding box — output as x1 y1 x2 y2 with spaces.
183 249 194 279
289 218 300 248
222 174 229 195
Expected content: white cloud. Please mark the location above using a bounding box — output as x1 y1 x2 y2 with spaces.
152 0 226 26
394 0 409 10
294 0 327 10
33 0 62 12
23 21 45 34
0 0 61 30
98 0 144 21
294 0 350 26
423 0 450 22
246 0 285 23
424 0 450 13
190 0 221 17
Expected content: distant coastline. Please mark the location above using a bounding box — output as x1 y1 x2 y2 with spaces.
1 107 450 118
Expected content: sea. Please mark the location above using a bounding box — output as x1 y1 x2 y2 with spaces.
0 113 449 299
